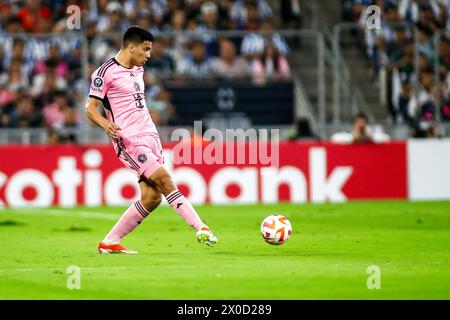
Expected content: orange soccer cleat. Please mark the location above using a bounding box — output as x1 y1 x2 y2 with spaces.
98 241 138 254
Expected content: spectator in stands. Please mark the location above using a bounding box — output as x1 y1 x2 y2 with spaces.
2 15 24 33
387 25 411 61
161 0 187 28
144 71 176 125
217 0 236 30
6 94 42 128
415 1 446 32
241 33 266 60
231 0 273 29
350 0 373 23
438 35 450 80
416 23 435 61
289 117 321 140
261 21 290 55
441 88 450 121
134 11 159 35
65 44 83 84
394 70 415 123
164 8 189 32
251 41 291 85
389 39 416 122
0 59 29 92
331 112 389 144
0 83 14 109
42 90 70 128
241 22 290 61
177 40 214 79
414 68 438 119
352 112 374 143
164 9 193 63
34 44 69 79
362 2 401 76
84 20 99 45
48 105 82 144
281 0 302 30
31 59 67 96
17 0 52 33
8 38 26 66
0 47 4 75
0 110 8 128
195 2 221 57
213 39 250 79
145 40 175 78
240 2 264 31
5 38 35 79
97 1 128 34
411 118 439 138
199 2 222 30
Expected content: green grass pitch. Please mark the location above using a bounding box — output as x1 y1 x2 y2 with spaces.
0 201 449 299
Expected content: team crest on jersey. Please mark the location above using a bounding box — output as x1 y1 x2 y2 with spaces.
138 154 147 163
93 77 103 88
134 81 140 92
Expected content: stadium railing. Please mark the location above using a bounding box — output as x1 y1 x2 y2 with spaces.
3 122 450 145
317 20 375 125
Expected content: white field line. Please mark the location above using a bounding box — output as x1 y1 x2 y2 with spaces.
0 209 121 220
0 267 129 273
0 265 232 273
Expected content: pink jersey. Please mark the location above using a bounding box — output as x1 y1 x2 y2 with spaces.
88 57 157 139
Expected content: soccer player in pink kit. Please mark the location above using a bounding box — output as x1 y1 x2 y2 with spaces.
86 26 217 254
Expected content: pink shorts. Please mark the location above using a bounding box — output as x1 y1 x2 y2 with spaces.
113 133 164 179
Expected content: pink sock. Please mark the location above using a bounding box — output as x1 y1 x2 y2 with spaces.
166 190 203 231
104 200 150 243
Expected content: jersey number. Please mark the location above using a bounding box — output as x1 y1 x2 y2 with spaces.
133 93 145 108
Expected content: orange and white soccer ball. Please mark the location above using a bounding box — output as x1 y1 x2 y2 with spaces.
260 214 292 245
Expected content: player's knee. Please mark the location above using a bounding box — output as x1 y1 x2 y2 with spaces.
153 174 176 194
141 193 162 211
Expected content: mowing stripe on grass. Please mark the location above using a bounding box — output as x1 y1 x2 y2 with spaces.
0 209 121 221
0 265 234 273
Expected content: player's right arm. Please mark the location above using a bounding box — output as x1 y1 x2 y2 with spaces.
85 97 120 139
86 62 120 139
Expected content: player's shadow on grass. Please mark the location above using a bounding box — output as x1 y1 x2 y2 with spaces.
0 219 26 227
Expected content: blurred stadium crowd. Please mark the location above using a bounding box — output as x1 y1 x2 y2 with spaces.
342 0 450 137
0 0 300 142
0 0 449 143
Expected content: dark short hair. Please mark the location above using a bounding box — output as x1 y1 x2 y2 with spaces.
122 26 154 47
353 112 368 123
